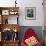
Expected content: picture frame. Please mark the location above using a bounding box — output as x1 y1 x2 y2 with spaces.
25 7 36 20
2 10 9 15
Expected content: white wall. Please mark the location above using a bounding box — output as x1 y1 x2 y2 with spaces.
18 0 44 26
0 0 44 26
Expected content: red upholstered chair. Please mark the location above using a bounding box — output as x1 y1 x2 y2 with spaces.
21 28 41 46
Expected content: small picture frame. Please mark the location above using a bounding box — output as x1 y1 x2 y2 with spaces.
2 10 9 15
25 7 36 20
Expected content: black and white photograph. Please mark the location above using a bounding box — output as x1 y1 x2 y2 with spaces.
25 7 36 20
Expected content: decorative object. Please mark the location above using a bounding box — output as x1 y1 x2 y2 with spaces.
25 7 36 20
13 32 18 41
25 36 38 46
9 10 18 15
15 0 17 7
14 28 17 32
21 28 41 46
2 10 9 15
2 28 13 41
5 18 8 24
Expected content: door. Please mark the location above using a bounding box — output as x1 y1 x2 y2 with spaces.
43 0 46 26
43 0 46 46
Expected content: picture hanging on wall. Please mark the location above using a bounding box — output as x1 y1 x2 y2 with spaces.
25 7 36 20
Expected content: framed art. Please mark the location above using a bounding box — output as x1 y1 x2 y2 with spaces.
25 7 36 20
2 10 9 15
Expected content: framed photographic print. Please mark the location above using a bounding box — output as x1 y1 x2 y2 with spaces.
25 7 36 20
2 10 9 15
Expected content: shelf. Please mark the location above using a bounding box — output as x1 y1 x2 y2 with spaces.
0 7 19 10
0 7 19 16
2 40 19 43
0 7 19 24
1 40 19 46
0 24 20 32
0 7 19 46
1 15 18 24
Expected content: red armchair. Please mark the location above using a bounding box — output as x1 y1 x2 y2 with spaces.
21 28 41 46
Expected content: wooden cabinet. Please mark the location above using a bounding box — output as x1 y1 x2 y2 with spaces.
0 7 19 46
0 7 19 24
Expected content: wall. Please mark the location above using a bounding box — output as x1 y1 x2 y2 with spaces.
0 0 44 45
18 0 44 26
0 0 44 26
